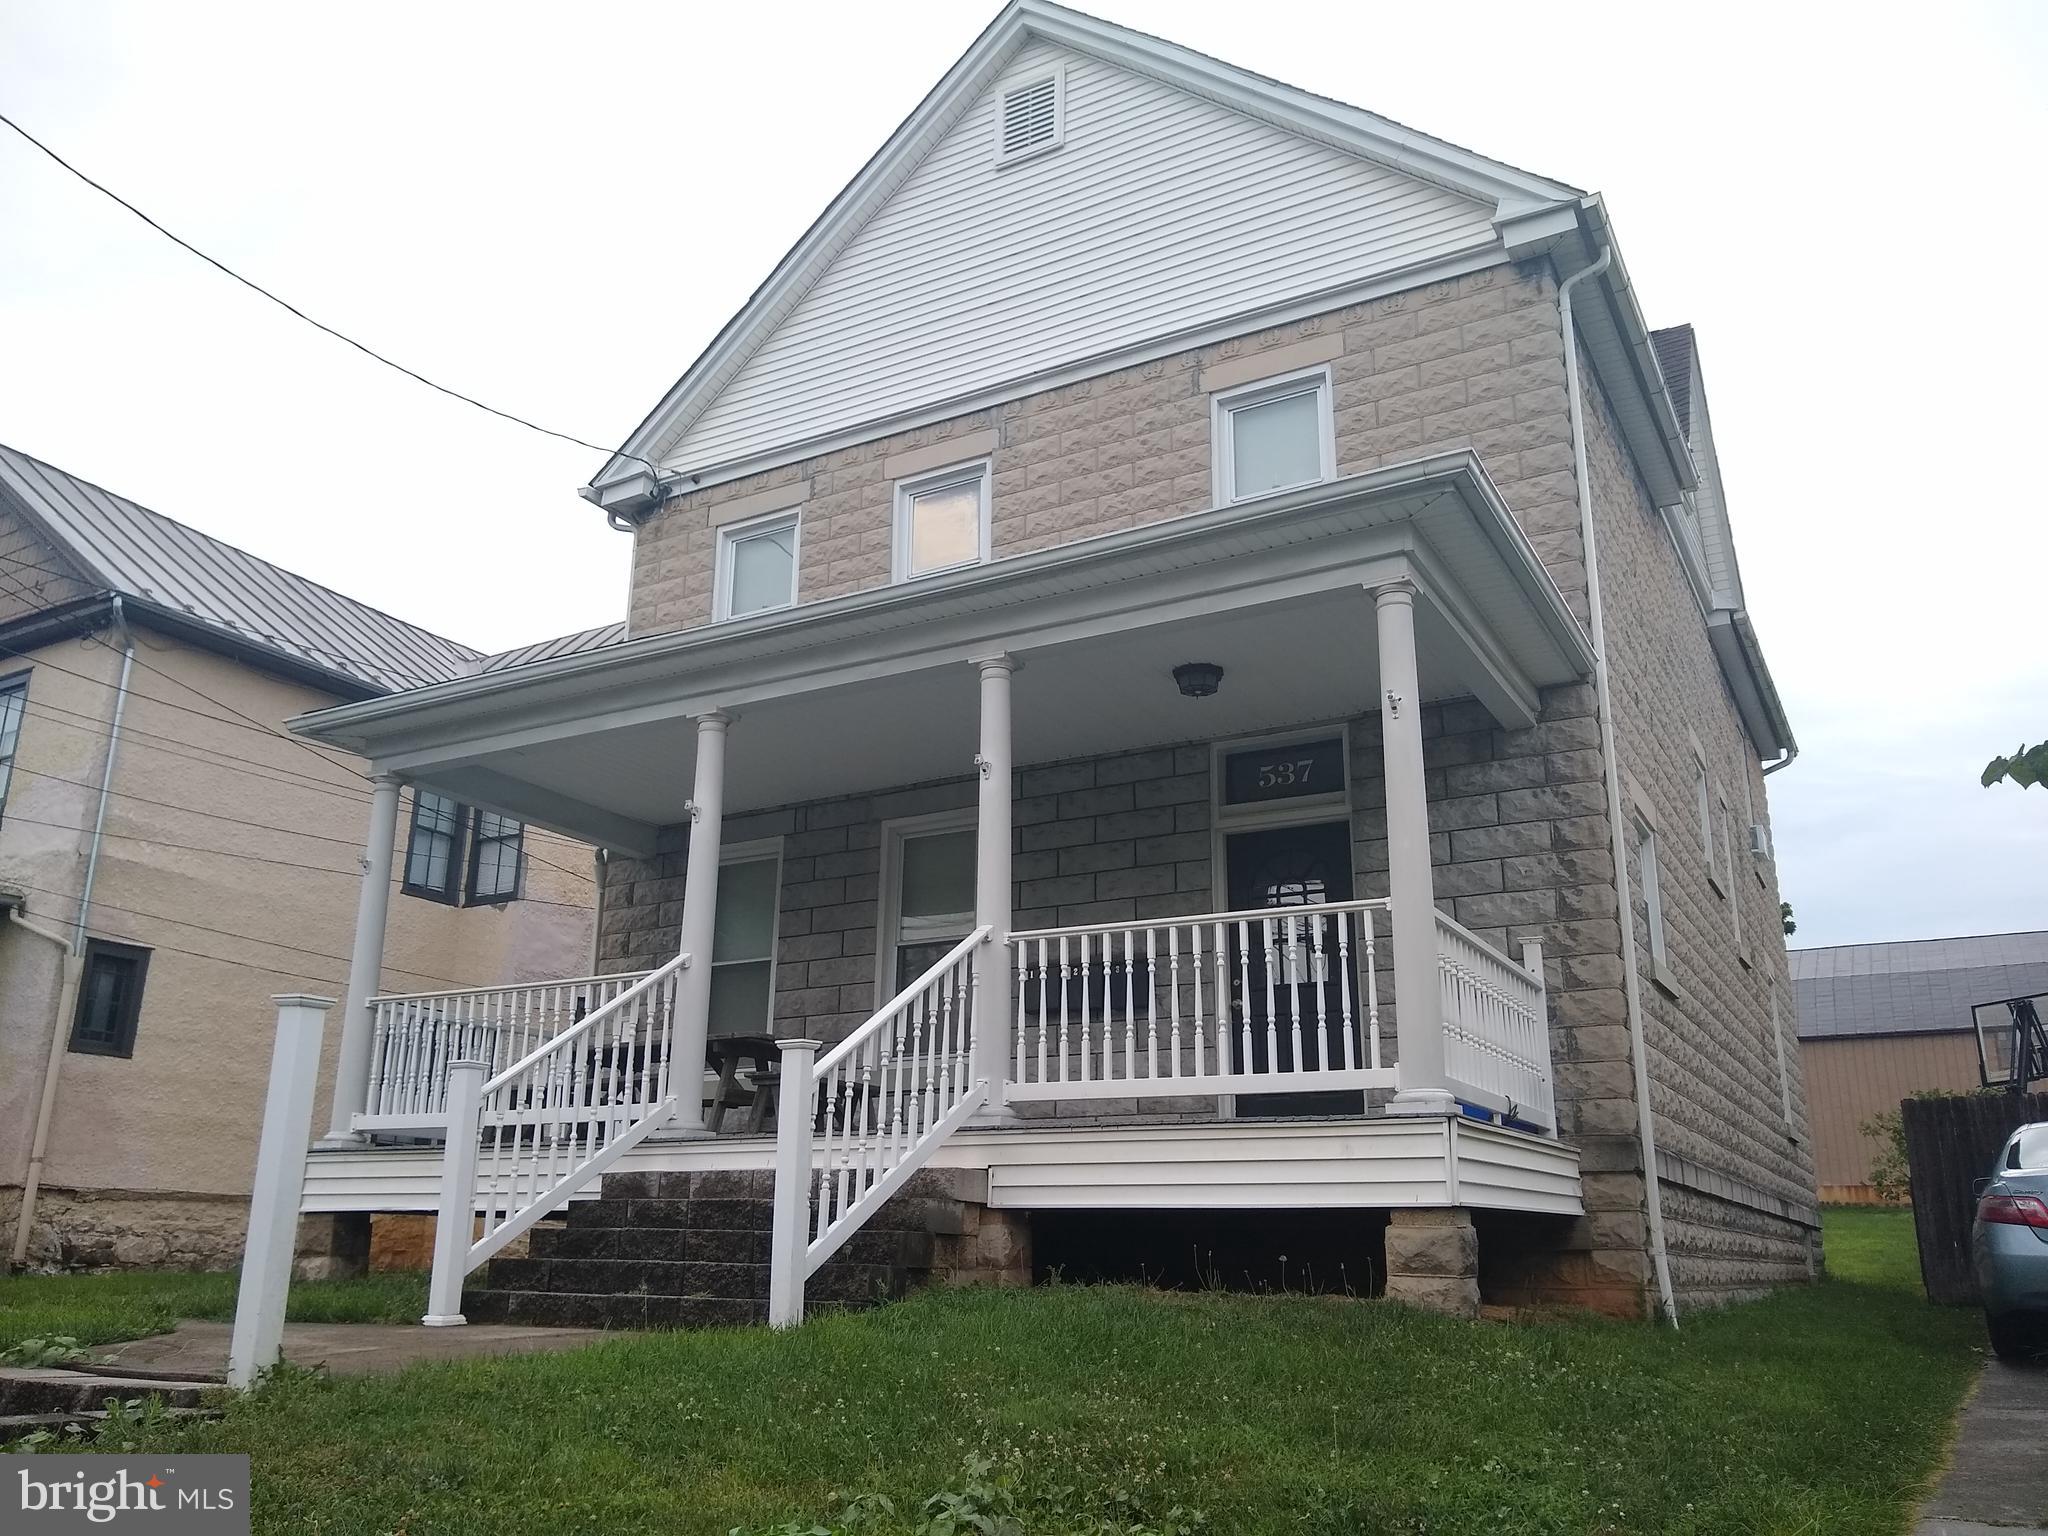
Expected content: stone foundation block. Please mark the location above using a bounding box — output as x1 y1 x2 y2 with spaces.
293 1212 370 1282
1384 1208 1479 1318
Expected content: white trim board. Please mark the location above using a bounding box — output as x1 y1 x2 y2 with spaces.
300 1113 1583 1218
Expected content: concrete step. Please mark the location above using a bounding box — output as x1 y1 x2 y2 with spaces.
530 1221 931 1268
0 1367 219 1416
481 1254 915 1303
1 1406 218 1442
460 1290 770 1330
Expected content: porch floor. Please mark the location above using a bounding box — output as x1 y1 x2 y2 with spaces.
303 1113 1581 1220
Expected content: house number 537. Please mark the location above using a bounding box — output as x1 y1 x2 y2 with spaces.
1257 760 1315 788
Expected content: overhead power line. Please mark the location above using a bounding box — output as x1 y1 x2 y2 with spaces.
0 109 657 477
0 593 598 888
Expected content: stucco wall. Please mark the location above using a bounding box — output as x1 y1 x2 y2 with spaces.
0 617 594 1268
627 261 1583 636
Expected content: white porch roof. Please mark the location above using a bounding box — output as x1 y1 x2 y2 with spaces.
293 453 1592 858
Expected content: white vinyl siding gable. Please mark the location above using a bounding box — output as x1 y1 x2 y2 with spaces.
659 41 1496 474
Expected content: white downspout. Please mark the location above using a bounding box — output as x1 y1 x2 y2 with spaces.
10 596 135 1269
1559 253 1679 1327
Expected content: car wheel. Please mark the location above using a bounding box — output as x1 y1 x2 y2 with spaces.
1987 1310 2037 1361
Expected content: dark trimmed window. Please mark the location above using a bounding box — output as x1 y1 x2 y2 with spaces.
69 939 150 1057
403 790 465 902
0 674 27 822
465 810 524 904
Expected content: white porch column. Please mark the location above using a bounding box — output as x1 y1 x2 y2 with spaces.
228 994 333 1388
972 655 1015 1114
1376 581 1455 1117
322 771 402 1144
669 711 730 1138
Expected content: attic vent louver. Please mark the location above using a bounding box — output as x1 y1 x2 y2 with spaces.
996 69 1063 164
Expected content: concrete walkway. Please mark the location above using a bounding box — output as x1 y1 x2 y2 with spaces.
94 1319 614 1381
1918 1361 2048 1535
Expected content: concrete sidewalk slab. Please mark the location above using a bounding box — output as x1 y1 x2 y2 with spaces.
94 1319 614 1381
1917 1360 2048 1535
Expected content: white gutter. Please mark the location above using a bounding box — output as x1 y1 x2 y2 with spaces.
1559 251 1679 1327
10 596 135 1269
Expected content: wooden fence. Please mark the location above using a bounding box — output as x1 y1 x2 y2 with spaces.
1902 1092 2048 1305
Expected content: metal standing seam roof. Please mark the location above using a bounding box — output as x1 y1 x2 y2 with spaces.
1790 931 2048 1041
478 622 629 674
0 443 484 693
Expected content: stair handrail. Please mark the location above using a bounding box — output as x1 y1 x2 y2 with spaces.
769 925 991 1327
422 951 689 1326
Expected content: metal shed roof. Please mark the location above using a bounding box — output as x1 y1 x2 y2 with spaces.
0 443 483 693
1791 931 2048 1041
479 622 628 674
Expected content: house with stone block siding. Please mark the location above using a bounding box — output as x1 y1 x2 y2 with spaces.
274 0 1813 1331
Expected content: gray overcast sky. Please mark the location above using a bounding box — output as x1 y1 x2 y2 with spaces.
2 1 2043 950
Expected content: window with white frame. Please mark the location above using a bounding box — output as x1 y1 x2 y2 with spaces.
707 852 781 1037
1212 367 1334 504
1693 747 1720 892
715 508 799 620
1720 787 1747 962
886 825 977 993
893 461 989 581
1636 817 1673 988
1769 985 1795 1131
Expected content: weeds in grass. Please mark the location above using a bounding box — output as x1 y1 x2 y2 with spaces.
733 1456 1206 1536
0 1334 91 1367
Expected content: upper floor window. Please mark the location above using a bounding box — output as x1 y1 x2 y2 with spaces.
404 791 465 902
1212 367 1334 505
403 792 527 906
466 810 525 905
0 674 26 822
715 508 799 621
1636 816 1675 993
69 938 150 1058
893 461 989 582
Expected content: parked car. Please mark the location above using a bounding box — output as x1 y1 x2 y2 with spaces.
1973 1122 2048 1359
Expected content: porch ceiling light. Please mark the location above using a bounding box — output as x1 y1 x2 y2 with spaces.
1173 662 1224 699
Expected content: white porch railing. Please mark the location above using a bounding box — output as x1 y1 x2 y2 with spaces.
1006 900 1394 1100
422 954 684 1324
769 926 989 1327
358 971 651 1132
1435 911 1555 1133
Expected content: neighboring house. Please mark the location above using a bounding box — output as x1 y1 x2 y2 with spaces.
285 0 1812 1325
1793 932 2048 1202
0 445 595 1270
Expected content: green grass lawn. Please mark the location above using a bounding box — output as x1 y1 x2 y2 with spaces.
3 1213 1976 1534
0 1270 426 1353
1821 1205 1923 1294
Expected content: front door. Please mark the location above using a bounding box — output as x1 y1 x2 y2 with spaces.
1224 819 1362 1117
